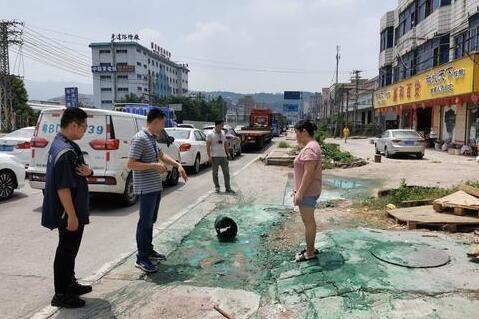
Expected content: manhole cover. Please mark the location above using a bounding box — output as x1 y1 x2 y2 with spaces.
370 242 450 268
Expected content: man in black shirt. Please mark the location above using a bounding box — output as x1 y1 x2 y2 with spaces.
42 107 93 308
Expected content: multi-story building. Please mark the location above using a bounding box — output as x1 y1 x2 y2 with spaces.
308 93 323 121
376 0 479 145
89 39 189 109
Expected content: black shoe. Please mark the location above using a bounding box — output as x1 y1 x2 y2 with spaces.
67 281 92 296
135 259 157 273
215 187 220 193
149 250 167 261
225 189 236 194
51 293 86 308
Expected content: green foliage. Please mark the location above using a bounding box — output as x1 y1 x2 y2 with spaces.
465 180 479 188
278 141 290 148
155 95 227 122
118 93 143 103
321 143 355 163
10 77 36 131
361 179 457 210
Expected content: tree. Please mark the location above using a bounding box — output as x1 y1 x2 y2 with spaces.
118 93 142 103
11 76 36 130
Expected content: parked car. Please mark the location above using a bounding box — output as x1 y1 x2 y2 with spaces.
375 129 426 159
0 126 35 167
177 123 195 129
165 127 208 174
203 126 242 158
27 108 181 206
0 153 25 200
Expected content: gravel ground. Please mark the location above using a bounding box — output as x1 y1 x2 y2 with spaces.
325 137 479 189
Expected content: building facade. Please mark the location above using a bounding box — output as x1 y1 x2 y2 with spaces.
308 92 323 121
89 40 189 109
376 0 479 145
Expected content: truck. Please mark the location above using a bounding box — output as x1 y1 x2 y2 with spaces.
272 113 287 137
114 103 177 128
237 109 273 149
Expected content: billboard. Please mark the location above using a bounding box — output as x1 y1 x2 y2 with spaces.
284 91 301 100
283 104 299 112
65 87 79 107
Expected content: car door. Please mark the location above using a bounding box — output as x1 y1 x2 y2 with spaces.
199 131 208 162
193 130 205 163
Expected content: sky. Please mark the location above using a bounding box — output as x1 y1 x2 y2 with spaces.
2 0 397 95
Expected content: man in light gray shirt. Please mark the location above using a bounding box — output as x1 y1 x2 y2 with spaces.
206 120 235 194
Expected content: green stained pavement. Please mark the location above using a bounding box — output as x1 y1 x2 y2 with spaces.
51 174 479 318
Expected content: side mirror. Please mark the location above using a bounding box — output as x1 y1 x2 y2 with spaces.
167 136 175 146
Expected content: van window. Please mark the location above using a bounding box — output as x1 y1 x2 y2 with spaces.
39 112 106 140
113 116 137 140
136 118 146 131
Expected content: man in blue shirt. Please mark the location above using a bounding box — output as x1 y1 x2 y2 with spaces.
42 107 93 308
128 108 188 273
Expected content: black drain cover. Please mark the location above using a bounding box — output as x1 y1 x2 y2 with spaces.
370 243 450 268
214 215 238 242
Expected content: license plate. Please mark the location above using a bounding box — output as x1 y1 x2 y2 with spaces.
0 145 14 151
404 141 415 145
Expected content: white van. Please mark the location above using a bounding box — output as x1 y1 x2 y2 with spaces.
27 108 181 205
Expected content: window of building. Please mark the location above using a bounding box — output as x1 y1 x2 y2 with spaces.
137 74 142 80
101 87 112 92
118 87 129 92
101 100 113 104
136 48 141 53
148 58 150 65
117 75 128 79
137 86 142 91
454 31 468 59
136 62 142 66
99 49 111 54
116 49 127 54
100 75 112 80
144 64 147 68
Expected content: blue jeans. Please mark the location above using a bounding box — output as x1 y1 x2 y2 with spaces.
300 195 319 208
136 191 161 261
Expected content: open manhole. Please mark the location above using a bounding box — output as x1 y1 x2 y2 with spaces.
370 242 451 268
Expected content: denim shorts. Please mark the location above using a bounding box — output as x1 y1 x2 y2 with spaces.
300 195 319 208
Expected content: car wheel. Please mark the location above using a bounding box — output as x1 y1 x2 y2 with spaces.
193 154 201 174
385 147 391 158
375 144 380 155
416 153 424 159
0 170 16 200
122 174 137 206
167 167 179 186
236 143 242 156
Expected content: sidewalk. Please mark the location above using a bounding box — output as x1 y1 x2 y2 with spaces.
34 140 479 319
326 137 479 189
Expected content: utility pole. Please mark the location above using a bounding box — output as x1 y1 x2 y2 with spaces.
0 20 23 132
352 69 362 132
334 45 341 136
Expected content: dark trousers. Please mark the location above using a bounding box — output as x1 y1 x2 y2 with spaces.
54 225 84 294
136 191 161 261
212 157 230 190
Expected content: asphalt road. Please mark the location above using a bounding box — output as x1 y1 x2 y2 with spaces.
0 141 276 319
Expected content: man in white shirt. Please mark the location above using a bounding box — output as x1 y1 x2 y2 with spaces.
206 120 235 193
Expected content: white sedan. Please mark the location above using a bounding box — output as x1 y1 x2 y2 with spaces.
0 153 25 200
165 128 208 174
0 127 35 167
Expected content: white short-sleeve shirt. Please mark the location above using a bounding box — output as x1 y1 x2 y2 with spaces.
207 130 227 158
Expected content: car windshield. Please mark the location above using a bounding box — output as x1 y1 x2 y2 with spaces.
5 127 34 139
165 129 190 140
391 131 421 138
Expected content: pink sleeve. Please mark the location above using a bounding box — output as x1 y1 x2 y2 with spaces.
299 148 318 161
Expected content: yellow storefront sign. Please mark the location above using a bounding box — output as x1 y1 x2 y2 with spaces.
374 54 479 109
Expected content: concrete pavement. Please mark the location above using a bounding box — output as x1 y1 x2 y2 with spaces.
0 141 277 319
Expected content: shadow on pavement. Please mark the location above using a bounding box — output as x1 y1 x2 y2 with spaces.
55 298 116 319
146 263 195 285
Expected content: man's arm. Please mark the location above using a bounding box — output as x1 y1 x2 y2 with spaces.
206 138 212 162
159 152 188 182
57 188 78 231
127 158 164 171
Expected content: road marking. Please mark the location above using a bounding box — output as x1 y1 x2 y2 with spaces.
30 152 263 319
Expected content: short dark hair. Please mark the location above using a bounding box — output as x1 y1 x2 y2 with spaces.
294 120 317 137
147 108 165 123
60 107 88 128
215 120 224 126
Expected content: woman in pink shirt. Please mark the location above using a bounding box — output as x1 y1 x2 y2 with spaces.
293 120 322 262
